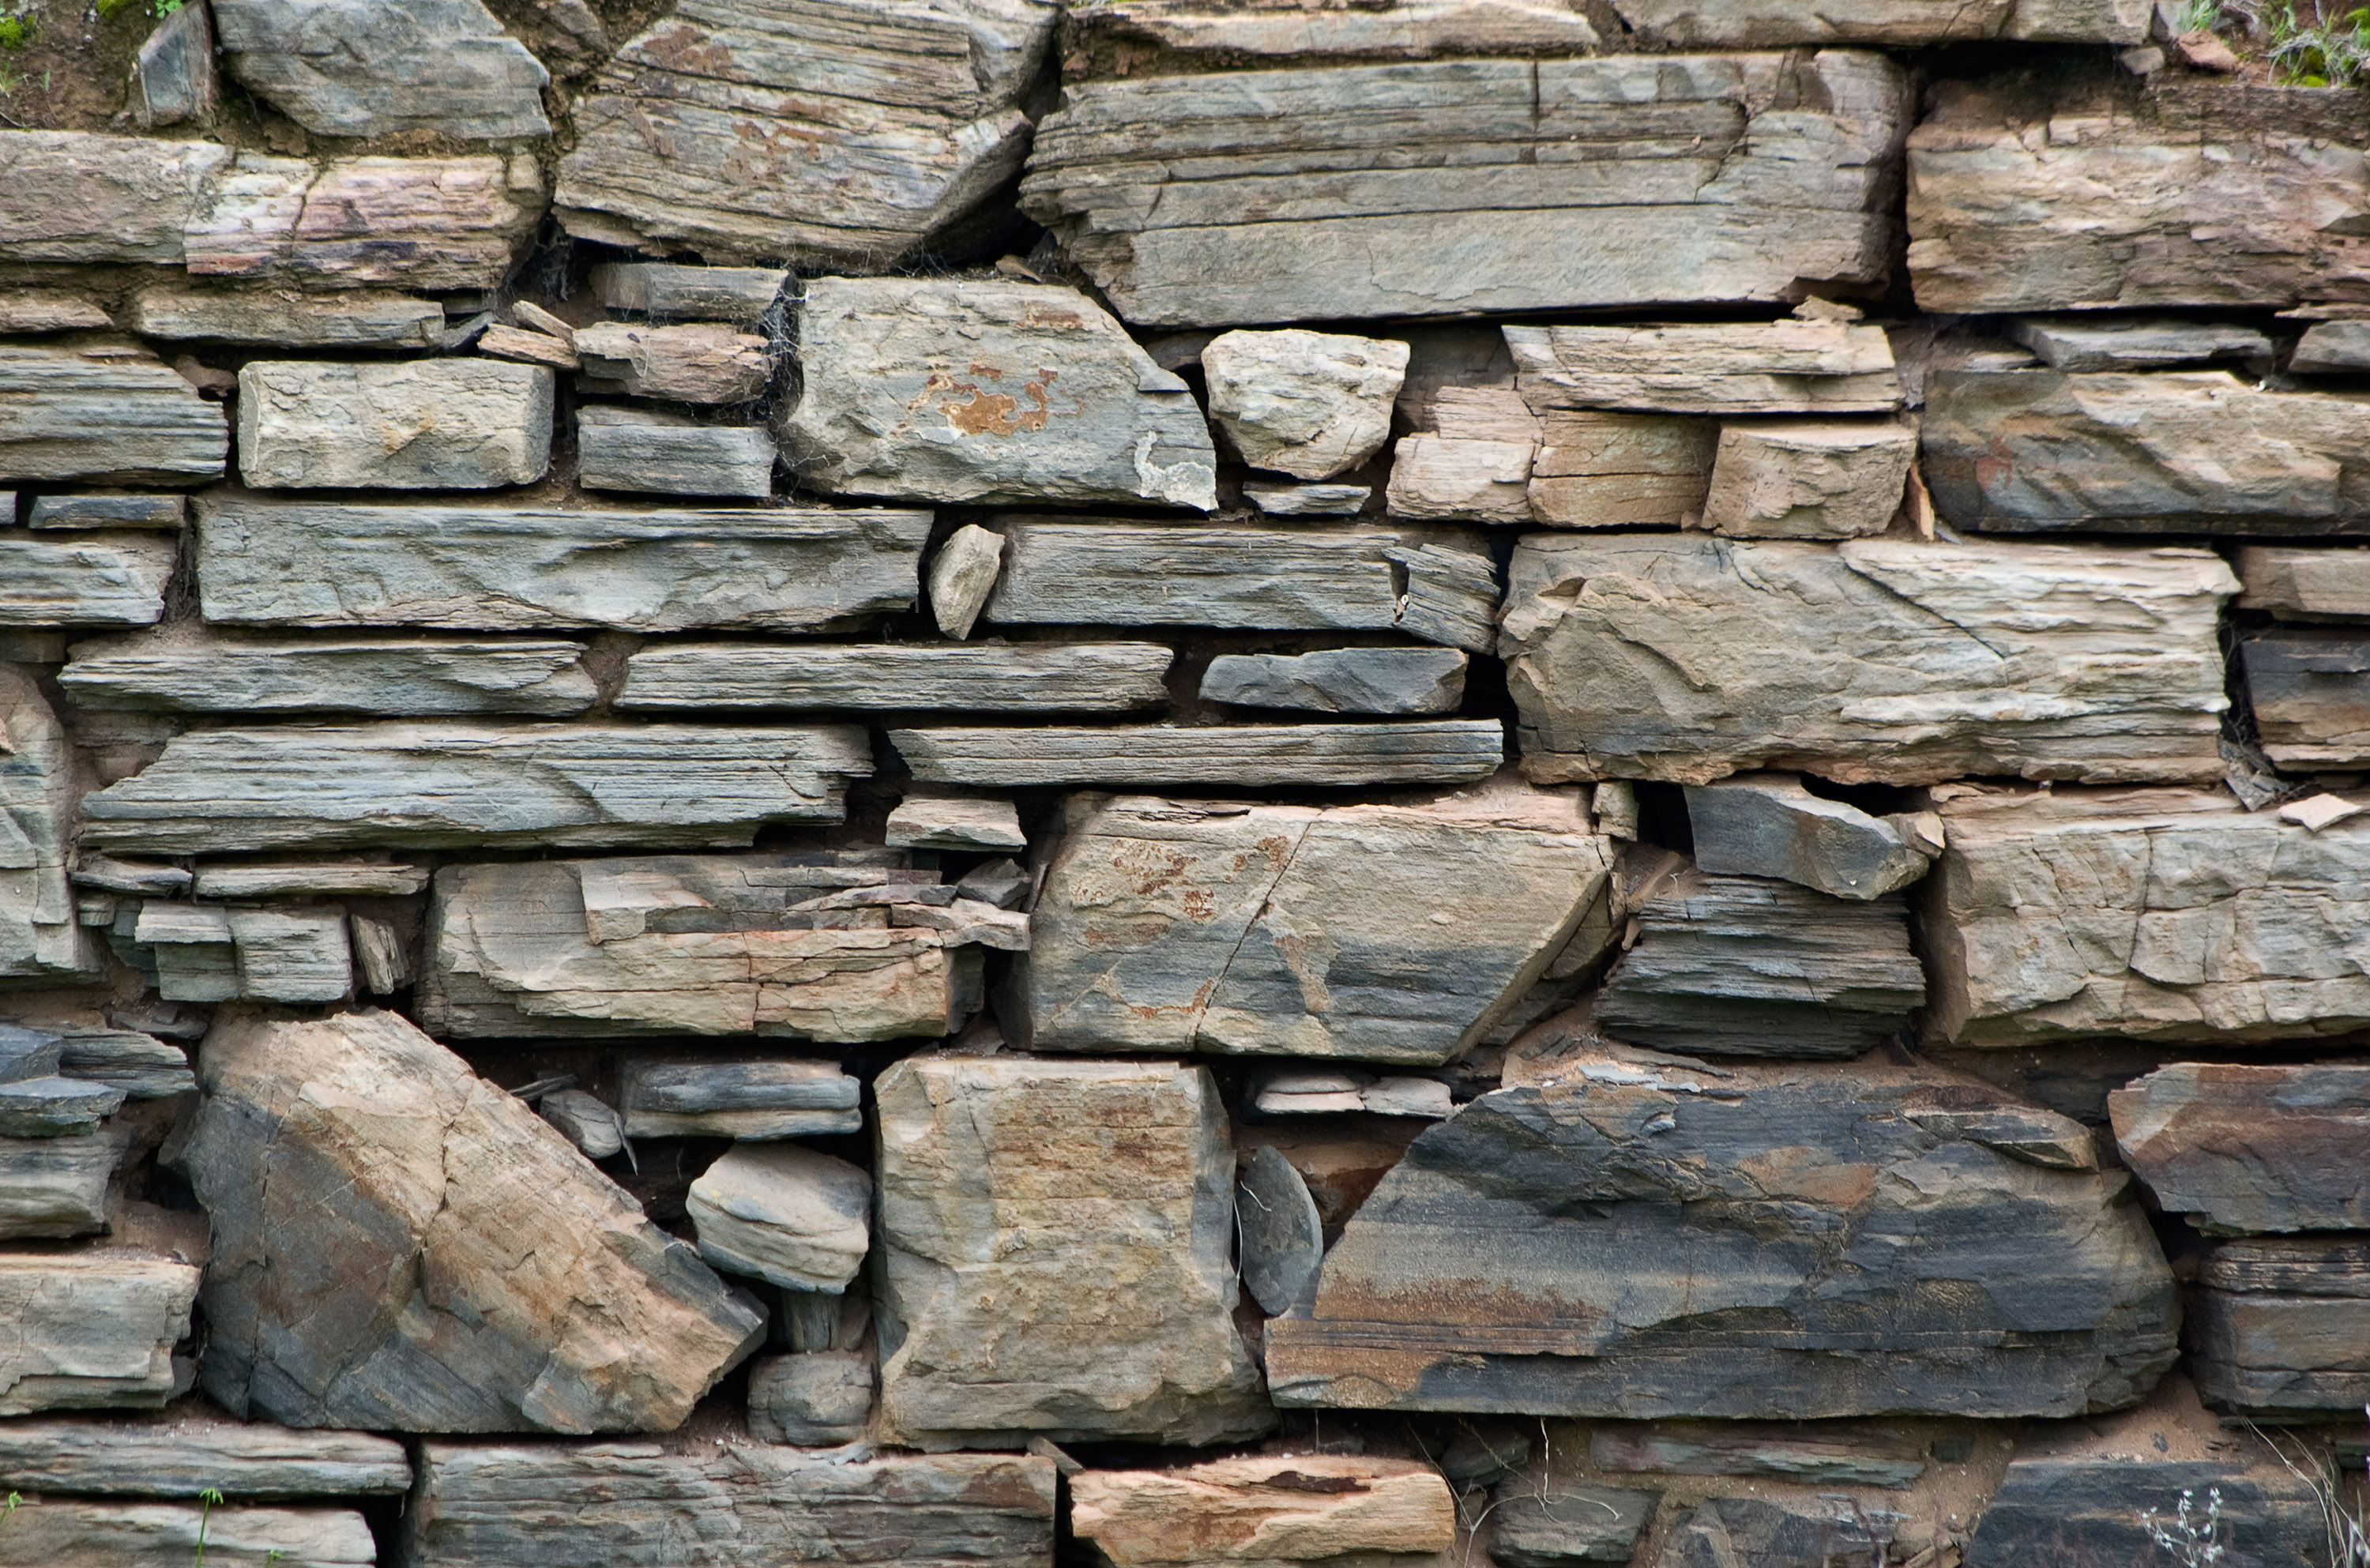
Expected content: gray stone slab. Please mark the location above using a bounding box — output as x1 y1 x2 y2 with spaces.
2006 314 2272 371
1066 0 1603 70
0 1498 374 1567
0 1126 130 1239
1589 1426 1925 1487
130 0 217 128
747 1352 871 1446
0 1074 129 1136
1200 648 1467 714
577 407 775 498
689 1143 870 1292
619 1059 862 1140
2191 1240 2370 1415
1021 52 1911 327
215 0 550 139
592 263 787 324
888 798 1025 854
575 323 771 404
780 277 1216 510
1966 1437 2321 1568
192 863 429 899
2111 1062 2370 1234
1609 0 2148 43
55 1030 194 1100
1236 1144 1322 1316
1244 482 1370 516
0 1025 62 1083
1654 1497 1879 1568
238 359 552 491
2293 319 2370 374
1684 773 1936 899
0 1248 200 1415
81 722 873 854
0 340 228 484
0 534 176 628
619 641 1173 713
0 291 110 333
2237 544 2370 621
0 671 98 982
124 282 447 348
0 1416 411 1497
197 498 928 632
892 721 1504 788
1489 1483 1659 1567
1507 321 1903 415
2240 627 2370 768
62 636 597 717
26 493 186 529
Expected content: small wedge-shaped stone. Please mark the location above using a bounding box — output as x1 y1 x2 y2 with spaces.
1684 773 1936 898
1071 1455 1455 1568
1909 72 2370 312
1201 648 1469 714
403 1443 1056 1567
1924 787 2370 1046
2240 628 2370 767
893 721 1504 789
1021 52 1910 327
875 1056 1272 1448
2110 1062 2370 1233
2292 320 2370 373
423 853 978 1040
27 494 186 529
618 1058 862 1140
1700 419 1916 538
130 0 218 127
62 635 597 716
1264 1051 2176 1419
55 1030 193 1099
555 0 1056 265
0 133 541 288
0 1248 200 1415
1065 0 1602 70
887 797 1025 853
2004 315 2272 372
1501 535 2235 785
1507 321 1903 415
1589 1426 1925 1487
781 278 1216 510
1491 1483 1660 1567
0 1126 130 1239
0 1498 374 1568
747 1352 871 1445
187 1009 766 1432
1609 0 2149 43
0 534 175 630
1594 870 1925 1058
1528 410 1717 528
2237 545 2370 621
574 322 771 404
1204 329 1409 480
215 0 551 140
928 523 1004 639
0 340 228 483
1236 1145 1323 1316
0 1416 410 1497
619 642 1174 713
1018 784 1615 1063
124 282 446 348
1386 434 1536 524
0 670 99 981
592 263 786 324
199 498 927 632
239 359 551 490
2191 1240 2370 1415
689 1144 871 1292
577 407 777 498
81 723 872 855
1924 369 2370 533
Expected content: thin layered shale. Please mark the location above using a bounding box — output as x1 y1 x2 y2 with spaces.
3 2 2370 1565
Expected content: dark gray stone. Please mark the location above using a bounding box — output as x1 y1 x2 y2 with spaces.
747 1352 872 1445
1200 648 1468 715
575 408 776 498
0 1025 62 1084
27 494 186 530
0 1077 126 1137
2191 1239 2370 1414
1657 1497 1876 1568
1489 1483 1658 1567
1236 1145 1322 1317
56 1030 193 1100
130 0 218 128
1968 1447 2321 1568
1683 773 1936 899
619 1059 862 1141
2005 316 2271 372
0 1126 130 1238
213 0 551 140
1589 1426 1925 1487
2292 319 2370 374
2241 627 2370 769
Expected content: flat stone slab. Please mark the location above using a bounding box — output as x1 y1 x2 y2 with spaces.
1266 1051 2176 1419
885 797 1025 853
2237 544 2370 621
1925 787 2370 1047
1507 321 1902 415
577 407 777 498
2111 1062 2370 1233
0 1416 411 1496
0 1126 131 1239
402 1444 1057 1567
619 642 1175 713
0 534 177 628
576 322 770 404
215 0 550 139
779 277 1217 510
892 721 1505 788
1501 535 2235 785
617 1058 862 1140
27 493 187 529
0 340 228 485
1684 773 1936 898
2005 314 2272 372
1021 52 1910 326
1589 1425 1926 1487
61 636 598 717
1017 784 1615 1063
1070 1455 1454 1568
0 1249 201 1416
198 498 929 633
81 722 873 855
1065 0 1604 70
1608 0 2149 43
592 263 787 324
1200 648 1468 714
124 281 447 348
2240 627 2370 768
2191 1240 2370 1415
54 1030 192 1100
238 359 552 490
0 1498 374 1568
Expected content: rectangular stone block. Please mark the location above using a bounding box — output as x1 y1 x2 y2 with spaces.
54 1029 194 1099
237 360 552 490
1507 321 1903 415
575 322 770 404
197 499 929 632
619 642 1174 713
0 1416 411 1497
0 534 177 627
2191 1240 2370 1415
2241 629 2370 768
1021 51 1911 326
1924 788 2370 1046
27 493 187 529
61 636 598 717
1608 0 2148 43
0 1126 130 1239
1064 0 1603 71
591 263 787 323
124 281 446 347
577 407 776 498
617 1058 862 1140
81 723 874 855
0 1498 374 1568
0 340 228 484
2112 1062 2370 1235
0 1249 200 1415
1500 534 2235 785
2239 545 2370 620
1017 784 1616 1063
1528 411 1716 528
891 721 1504 788
1700 418 1916 539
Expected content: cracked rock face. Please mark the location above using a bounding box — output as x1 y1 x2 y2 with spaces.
184 1008 765 1434
0 667 95 982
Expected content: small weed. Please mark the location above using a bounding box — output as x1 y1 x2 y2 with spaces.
194 1487 224 1568
2182 0 2370 83
2142 1486 2229 1566
0 1491 18 1526
96 0 184 16
0 2 30 52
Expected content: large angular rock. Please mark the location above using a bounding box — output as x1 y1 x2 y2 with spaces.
1507 321 1903 415
1609 0 2149 43
0 669 98 982
0 1498 374 1568
892 721 1505 789
0 133 542 288
576 407 777 498
1070 1456 1455 1568
985 519 1495 647
1924 788 2370 1047
779 278 1216 510
1203 329 1409 480
1200 649 1468 715
198 498 927 633
237 360 552 490
81 723 872 855
130 0 219 128
1595 870 1925 1058
0 1249 201 1414
0 534 177 628
0 340 228 484
0 1415 410 1497
1500 534 2235 785
123 281 448 348
401 1444 1057 1567
2190 1239 2370 1415
1699 419 1915 539
618 642 1175 713
186 1009 766 1432
687 1144 871 1292
216 0 551 140
0 1126 130 1238
555 0 1056 265
1021 52 1911 327
62 635 597 717
2240 628 2370 768
1684 773 1937 899
1265 1051 2177 1418
1908 72 2370 313
2109 1062 2370 1233
422 852 980 1040
1924 369 2370 533
875 1056 1271 1448
1015 784 1616 1063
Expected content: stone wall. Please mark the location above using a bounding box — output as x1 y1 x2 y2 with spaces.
0 2 2366 1565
